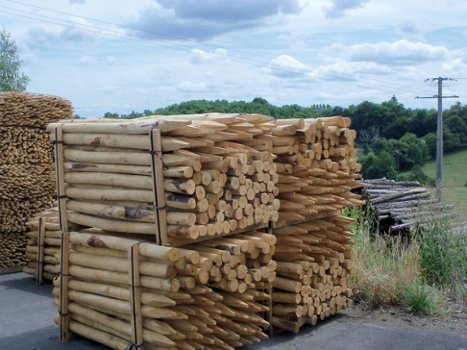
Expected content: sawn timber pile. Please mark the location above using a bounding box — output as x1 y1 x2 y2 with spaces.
0 92 72 270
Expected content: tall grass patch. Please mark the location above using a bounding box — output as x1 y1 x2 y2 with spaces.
418 218 467 294
349 209 421 307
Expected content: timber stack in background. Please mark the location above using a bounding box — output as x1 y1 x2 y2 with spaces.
361 178 463 235
43 113 362 349
0 92 72 271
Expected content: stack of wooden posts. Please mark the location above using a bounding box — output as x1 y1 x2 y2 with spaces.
271 215 355 332
361 178 457 234
23 208 64 282
49 113 361 348
0 92 72 270
267 116 362 333
53 229 275 349
268 117 362 225
48 114 280 246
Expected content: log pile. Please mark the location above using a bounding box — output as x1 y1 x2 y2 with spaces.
268 117 363 226
53 229 275 349
361 178 456 234
49 114 281 245
49 113 362 347
266 116 362 333
271 214 355 332
23 208 63 282
0 92 72 270
0 232 26 269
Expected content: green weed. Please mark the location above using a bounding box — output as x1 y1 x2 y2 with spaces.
417 218 467 294
401 284 442 315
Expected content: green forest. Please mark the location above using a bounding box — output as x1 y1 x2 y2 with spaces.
103 97 467 181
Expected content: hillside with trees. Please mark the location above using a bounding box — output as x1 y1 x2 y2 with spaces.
103 97 467 181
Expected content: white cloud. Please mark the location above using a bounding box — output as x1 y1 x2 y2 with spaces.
338 40 451 65
269 54 312 78
268 55 391 82
441 57 467 73
27 25 94 48
190 48 228 64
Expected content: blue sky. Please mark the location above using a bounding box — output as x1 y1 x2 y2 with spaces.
1 0 466 116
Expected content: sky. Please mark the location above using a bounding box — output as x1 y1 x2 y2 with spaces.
1 0 466 117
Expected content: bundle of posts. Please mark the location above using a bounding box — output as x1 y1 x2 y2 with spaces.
0 92 72 270
48 114 280 245
267 117 363 226
271 214 355 332
53 230 275 349
23 208 64 282
263 116 362 332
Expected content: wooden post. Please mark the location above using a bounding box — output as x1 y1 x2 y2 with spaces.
267 223 274 336
54 125 71 342
128 243 143 349
267 282 274 336
36 217 45 285
149 126 168 245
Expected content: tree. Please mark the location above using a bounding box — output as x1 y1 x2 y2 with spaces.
359 151 397 179
0 29 29 91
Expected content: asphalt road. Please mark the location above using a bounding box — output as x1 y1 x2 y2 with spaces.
1 272 466 350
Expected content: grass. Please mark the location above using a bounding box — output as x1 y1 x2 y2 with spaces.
401 284 441 315
349 208 422 307
418 148 467 219
417 218 467 295
347 208 464 315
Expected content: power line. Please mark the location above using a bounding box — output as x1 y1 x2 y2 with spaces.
0 0 436 98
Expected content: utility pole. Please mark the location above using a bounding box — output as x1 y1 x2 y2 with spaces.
416 77 458 201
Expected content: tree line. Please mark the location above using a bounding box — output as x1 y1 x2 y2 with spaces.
104 97 467 180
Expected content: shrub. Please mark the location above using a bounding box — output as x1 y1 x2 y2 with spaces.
397 166 435 186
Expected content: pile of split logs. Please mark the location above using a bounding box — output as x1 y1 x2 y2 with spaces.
0 92 72 270
361 178 456 234
45 113 361 348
